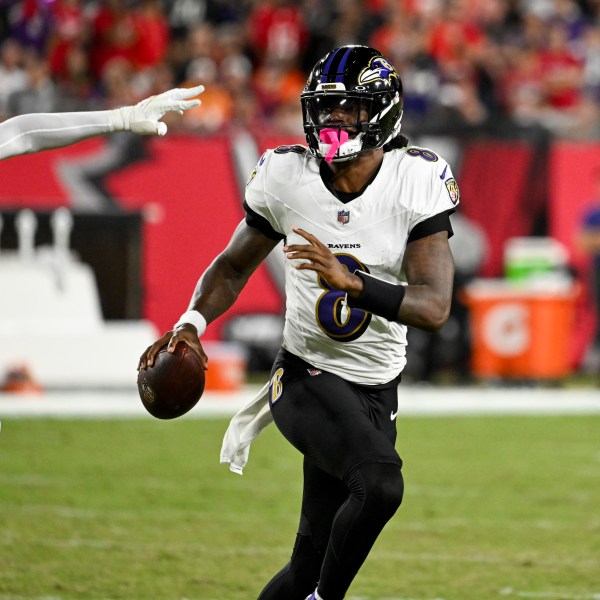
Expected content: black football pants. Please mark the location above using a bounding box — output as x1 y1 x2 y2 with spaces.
256 349 404 600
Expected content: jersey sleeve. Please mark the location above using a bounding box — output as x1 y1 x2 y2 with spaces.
0 111 112 160
406 153 460 238
244 150 287 238
407 209 454 242
243 200 285 240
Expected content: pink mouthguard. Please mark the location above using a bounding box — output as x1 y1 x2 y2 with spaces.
319 128 349 163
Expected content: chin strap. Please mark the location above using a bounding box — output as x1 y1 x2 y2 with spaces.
319 128 349 162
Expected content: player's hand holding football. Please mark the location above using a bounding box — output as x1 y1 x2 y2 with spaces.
138 326 208 371
284 226 364 297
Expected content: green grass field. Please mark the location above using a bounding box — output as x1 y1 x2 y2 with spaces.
0 414 599 600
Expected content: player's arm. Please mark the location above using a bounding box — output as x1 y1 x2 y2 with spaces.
138 221 279 370
285 226 454 333
188 220 279 323
397 230 454 331
0 85 204 161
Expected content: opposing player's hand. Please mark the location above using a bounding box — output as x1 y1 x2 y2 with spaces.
138 325 208 371
132 85 204 135
111 85 205 136
283 226 364 296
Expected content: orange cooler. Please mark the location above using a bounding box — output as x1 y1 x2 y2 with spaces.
202 342 247 391
462 280 578 379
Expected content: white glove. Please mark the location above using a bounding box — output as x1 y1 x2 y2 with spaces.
109 85 204 136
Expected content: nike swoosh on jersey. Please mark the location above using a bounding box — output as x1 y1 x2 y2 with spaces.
439 165 448 179
390 410 398 421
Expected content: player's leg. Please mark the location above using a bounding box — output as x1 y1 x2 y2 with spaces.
256 461 348 600
267 349 404 600
316 373 405 599
317 461 404 599
294 460 404 600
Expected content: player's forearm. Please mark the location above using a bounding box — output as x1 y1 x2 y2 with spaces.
346 271 452 332
0 111 114 160
398 284 452 332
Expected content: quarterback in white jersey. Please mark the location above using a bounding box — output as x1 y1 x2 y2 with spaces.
245 143 457 384
140 45 458 600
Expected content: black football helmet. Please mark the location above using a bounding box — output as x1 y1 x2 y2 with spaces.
301 45 403 162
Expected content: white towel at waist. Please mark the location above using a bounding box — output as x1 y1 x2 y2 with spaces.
220 381 273 474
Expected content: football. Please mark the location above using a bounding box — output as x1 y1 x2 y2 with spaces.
137 343 205 419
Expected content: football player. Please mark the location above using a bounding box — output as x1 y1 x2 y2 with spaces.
0 85 204 161
140 45 458 600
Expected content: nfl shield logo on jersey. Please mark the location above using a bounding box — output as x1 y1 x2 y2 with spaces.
337 210 350 225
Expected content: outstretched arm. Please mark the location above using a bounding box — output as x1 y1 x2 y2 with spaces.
138 221 279 370
0 85 204 161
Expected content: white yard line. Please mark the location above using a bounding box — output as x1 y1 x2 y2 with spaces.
0 386 599 419
500 589 600 599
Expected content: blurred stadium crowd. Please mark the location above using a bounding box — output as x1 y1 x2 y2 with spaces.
1 0 600 140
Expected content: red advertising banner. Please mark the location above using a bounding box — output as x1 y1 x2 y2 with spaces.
0 135 284 338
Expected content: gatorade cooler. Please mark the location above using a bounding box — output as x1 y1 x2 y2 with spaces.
462 279 578 379
202 342 247 391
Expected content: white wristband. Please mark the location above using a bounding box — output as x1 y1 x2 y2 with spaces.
107 107 129 132
174 310 207 337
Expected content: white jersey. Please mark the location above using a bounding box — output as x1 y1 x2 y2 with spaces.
245 145 459 385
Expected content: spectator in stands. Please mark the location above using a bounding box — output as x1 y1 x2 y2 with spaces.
578 168 600 375
184 23 234 134
47 0 88 80
248 0 308 66
8 0 53 54
582 22 600 103
551 0 587 42
253 56 306 121
7 51 63 117
131 0 170 70
5 0 600 140
218 26 262 132
325 0 380 49
0 38 27 118
182 54 234 133
499 45 544 127
538 22 583 111
427 0 486 84
53 43 95 111
89 0 140 79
